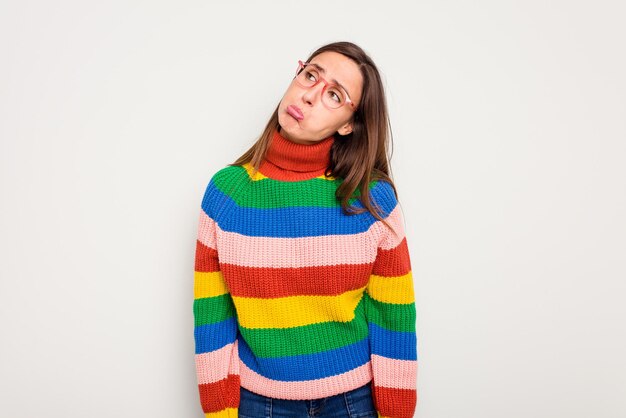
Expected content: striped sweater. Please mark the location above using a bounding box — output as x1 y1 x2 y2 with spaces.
193 128 418 418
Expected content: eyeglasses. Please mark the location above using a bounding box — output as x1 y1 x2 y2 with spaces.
294 60 357 111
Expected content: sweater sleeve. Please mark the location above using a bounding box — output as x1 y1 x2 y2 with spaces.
193 179 240 417
364 182 418 418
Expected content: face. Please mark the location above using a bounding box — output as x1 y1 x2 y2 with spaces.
277 51 363 144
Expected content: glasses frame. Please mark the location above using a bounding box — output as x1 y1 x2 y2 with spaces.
294 60 357 111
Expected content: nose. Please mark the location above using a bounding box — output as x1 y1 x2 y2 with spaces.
301 82 325 106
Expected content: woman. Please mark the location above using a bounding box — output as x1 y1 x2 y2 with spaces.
193 41 417 418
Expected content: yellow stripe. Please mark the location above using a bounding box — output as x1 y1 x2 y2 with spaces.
233 286 366 329
366 272 415 304
194 271 228 299
242 162 267 181
205 408 238 418
320 174 337 180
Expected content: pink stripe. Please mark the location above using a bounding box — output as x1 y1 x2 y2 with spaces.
239 361 373 399
370 355 417 389
195 341 239 384
378 206 407 250
229 340 240 375
198 209 217 249
216 226 378 268
197 211 217 249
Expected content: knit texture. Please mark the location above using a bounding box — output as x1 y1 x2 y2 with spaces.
193 128 418 418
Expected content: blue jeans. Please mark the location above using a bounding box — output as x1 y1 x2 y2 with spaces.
239 382 377 418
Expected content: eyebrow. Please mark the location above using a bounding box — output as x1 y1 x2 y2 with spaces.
308 62 353 100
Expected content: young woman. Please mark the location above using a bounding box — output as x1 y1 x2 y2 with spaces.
193 41 417 418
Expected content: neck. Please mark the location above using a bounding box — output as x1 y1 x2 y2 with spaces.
257 128 335 181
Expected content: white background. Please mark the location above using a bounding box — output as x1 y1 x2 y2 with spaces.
1 1 625 417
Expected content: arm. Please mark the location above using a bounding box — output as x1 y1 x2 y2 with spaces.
193 180 240 417
365 182 418 418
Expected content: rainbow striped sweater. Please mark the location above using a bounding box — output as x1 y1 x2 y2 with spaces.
193 129 417 418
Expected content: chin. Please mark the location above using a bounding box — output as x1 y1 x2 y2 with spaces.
278 115 301 135
279 126 297 141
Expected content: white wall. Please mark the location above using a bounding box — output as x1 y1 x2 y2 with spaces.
1 1 624 417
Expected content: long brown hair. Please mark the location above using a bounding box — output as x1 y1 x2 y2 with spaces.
231 41 398 231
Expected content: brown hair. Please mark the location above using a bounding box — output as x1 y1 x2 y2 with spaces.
231 41 398 232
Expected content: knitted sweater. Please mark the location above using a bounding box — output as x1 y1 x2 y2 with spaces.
193 128 418 418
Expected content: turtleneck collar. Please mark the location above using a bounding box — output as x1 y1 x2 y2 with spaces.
258 127 335 181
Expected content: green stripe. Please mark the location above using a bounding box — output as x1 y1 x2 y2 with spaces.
363 293 416 332
238 298 368 358
213 166 379 208
193 294 235 327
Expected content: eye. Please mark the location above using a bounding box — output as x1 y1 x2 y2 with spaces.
305 70 317 82
327 88 343 103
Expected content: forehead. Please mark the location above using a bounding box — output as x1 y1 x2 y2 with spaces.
309 51 362 103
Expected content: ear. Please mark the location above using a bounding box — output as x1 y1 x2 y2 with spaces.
337 119 354 136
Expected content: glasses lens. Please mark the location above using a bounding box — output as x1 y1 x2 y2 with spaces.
296 66 317 87
322 86 346 109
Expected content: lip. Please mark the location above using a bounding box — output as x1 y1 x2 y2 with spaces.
286 104 304 121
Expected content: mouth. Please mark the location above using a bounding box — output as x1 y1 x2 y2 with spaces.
286 104 304 121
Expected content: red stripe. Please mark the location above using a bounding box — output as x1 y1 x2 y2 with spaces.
221 263 373 297
373 386 417 418
372 238 411 277
198 374 240 412
195 240 220 272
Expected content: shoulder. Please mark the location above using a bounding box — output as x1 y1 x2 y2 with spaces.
204 164 250 195
201 164 249 216
368 179 399 217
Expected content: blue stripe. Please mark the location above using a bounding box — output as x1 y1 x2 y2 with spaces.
368 322 417 360
194 317 238 354
201 180 397 237
238 335 370 381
